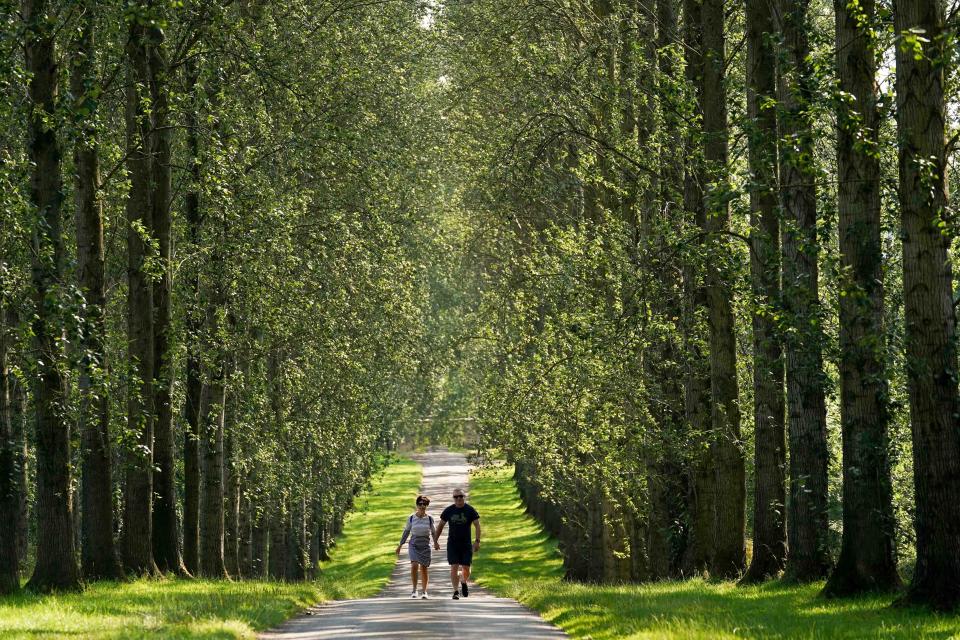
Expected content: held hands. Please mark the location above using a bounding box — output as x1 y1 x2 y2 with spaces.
434 541 441 550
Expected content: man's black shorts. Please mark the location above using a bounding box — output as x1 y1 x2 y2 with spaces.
447 543 473 566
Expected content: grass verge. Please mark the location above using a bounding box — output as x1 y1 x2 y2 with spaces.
469 463 960 639
0 456 421 639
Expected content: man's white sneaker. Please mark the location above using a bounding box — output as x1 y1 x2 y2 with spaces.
421 591 430 599
411 590 419 598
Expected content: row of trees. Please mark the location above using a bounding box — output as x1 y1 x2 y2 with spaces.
435 0 959 610
1 0 439 593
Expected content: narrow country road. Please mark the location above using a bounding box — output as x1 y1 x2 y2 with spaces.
260 449 567 639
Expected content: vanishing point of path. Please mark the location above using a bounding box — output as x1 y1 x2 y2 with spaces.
260 449 568 639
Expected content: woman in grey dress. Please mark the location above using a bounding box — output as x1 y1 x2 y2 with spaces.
395 495 440 599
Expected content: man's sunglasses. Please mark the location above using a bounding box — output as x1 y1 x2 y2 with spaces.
453 495 465 499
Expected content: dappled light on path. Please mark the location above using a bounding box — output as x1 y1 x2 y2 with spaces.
260 597 569 639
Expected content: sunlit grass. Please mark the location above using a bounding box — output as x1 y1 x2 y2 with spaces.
469 463 960 639
0 456 421 639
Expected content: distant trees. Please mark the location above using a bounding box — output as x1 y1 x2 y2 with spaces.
440 0 959 611
2 0 439 592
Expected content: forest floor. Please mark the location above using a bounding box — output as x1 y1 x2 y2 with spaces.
470 463 960 640
0 456 421 639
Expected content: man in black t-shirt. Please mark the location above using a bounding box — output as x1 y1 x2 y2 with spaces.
435 488 481 600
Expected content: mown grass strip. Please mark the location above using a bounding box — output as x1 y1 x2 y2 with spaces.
469 463 960 639
0 456 421 639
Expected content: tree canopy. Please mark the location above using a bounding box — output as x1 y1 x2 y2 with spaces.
1 0 960 613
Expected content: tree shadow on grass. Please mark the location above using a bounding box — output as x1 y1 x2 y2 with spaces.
528 579 960 639
470 465 960 640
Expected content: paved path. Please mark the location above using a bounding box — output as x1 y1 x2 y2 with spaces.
260 449 567 639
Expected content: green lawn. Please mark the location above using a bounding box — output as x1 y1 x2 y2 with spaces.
0 456 421 639
469 463 960 640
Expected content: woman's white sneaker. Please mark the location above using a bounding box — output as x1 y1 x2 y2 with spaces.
421 591 430 599
411 590 419 598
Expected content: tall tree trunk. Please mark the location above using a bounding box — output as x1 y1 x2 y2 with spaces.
71 0 122 582
775 0 832 582
742 0 787 583
224 425 240 577
268 500 287 580
182 59 203 576
199 364 227 578
823 0 899 597
680 0 715 577
892 0 960 610
22 0 82 592
284 498 307 581
147 14 183 576
700 0 746 579
121 4 158 576
654 0 689 579
239 486 253 577
0 276 19 593
251 512 268 577
309 517 320 580
621 0 660 582
183 345 202 574
12 370 28 564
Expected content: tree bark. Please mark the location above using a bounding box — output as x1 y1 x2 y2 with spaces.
251 512 268 577
121 5 158 576
309 515 320 579
147 14 183 576
268 501 287 580
892 0 960 610
774 0 832 582
239 487 253 577
700 0 746 579
284 498 307 582
633 0 687 581
182 58 203 576
23 0 82 593
199 366 227 578
224 426 241 577
71 0 122 582
823 0 899 597
742 0 787 584
680 0 715 577
11 371 28 565
184 343 202 574
0 277 20 593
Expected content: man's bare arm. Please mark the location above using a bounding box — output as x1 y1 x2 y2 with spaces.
472 520 481 551
435 520 446 543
